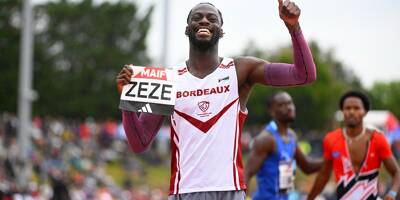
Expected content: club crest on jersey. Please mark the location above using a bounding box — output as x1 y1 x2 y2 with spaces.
332 151 340 158
198 101 210 112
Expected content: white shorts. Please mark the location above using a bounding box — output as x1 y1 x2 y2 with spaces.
168 190 246 200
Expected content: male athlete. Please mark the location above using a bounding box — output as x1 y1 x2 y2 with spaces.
245 91 322 200
117 1 317 199
308 91 400 200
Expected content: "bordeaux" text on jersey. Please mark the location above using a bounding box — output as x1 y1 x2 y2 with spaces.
176 85 230 98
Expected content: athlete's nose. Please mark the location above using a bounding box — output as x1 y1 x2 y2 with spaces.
198 16 210 26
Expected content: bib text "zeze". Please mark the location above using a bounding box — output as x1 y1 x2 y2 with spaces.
125 81 172 100
176 85 230 98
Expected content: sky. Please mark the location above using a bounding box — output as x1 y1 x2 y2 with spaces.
34 0 400 88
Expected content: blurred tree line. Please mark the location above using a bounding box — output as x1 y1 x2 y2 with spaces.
0 0 399 132
370 81 400 119
242 41 399 132
0 0 153 119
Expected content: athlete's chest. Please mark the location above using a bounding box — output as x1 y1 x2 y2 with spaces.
347 138 370 172
332 138 380 174
175 68 237 111
176 67 234 91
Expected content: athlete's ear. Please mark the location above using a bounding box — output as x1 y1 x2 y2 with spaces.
185 26 189 36
270 112 275 119
219 29 224 38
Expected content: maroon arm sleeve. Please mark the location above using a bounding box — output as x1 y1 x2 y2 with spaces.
122 111 165 153
264 28 317 86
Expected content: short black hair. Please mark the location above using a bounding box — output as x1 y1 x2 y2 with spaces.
186 2 224 26
266 91 286 109
339 90 370 111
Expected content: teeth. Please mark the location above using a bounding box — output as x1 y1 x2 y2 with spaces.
197 28 210 34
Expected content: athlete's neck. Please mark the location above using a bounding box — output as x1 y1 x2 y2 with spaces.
276 121 290 136
345 124 364 138
187 45 220 78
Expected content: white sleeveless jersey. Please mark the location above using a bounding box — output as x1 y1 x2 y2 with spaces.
169 57 247 194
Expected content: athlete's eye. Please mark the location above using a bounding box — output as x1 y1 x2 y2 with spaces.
191 14 202 22
208 15 218 23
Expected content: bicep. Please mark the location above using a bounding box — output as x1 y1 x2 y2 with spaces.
246 136 273 173
235 57 269 87
383 156 400 176
248 144 268 166
320 159 333 175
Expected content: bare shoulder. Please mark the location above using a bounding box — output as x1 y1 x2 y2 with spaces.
368 127 384 135
234 56 268 68
364 127 377 139
252 130 275 153
234 56 270 86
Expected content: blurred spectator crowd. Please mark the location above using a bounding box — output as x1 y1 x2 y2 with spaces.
0 112 397 200
0 112 166 200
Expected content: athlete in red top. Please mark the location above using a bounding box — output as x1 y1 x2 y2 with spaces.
308 90 400 200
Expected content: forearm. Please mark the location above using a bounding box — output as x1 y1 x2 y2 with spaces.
307 163 332 200
244 157 259 187
244 167 257 188
389 170 400 193
303 157 324 174
244 150 268 188
122 110 165 153
383 156 400 196
264 27 316 86
308 179 328 199
308 172 330 200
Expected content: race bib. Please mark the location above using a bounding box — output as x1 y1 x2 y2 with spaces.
119 65 177 116
279 161 295 190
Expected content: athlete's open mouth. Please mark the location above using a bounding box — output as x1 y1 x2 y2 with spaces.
196 28 211 37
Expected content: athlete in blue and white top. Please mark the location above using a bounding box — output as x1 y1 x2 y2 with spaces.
245 91 322 200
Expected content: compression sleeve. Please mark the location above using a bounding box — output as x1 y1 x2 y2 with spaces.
264 28 317 86
122 111 165 153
